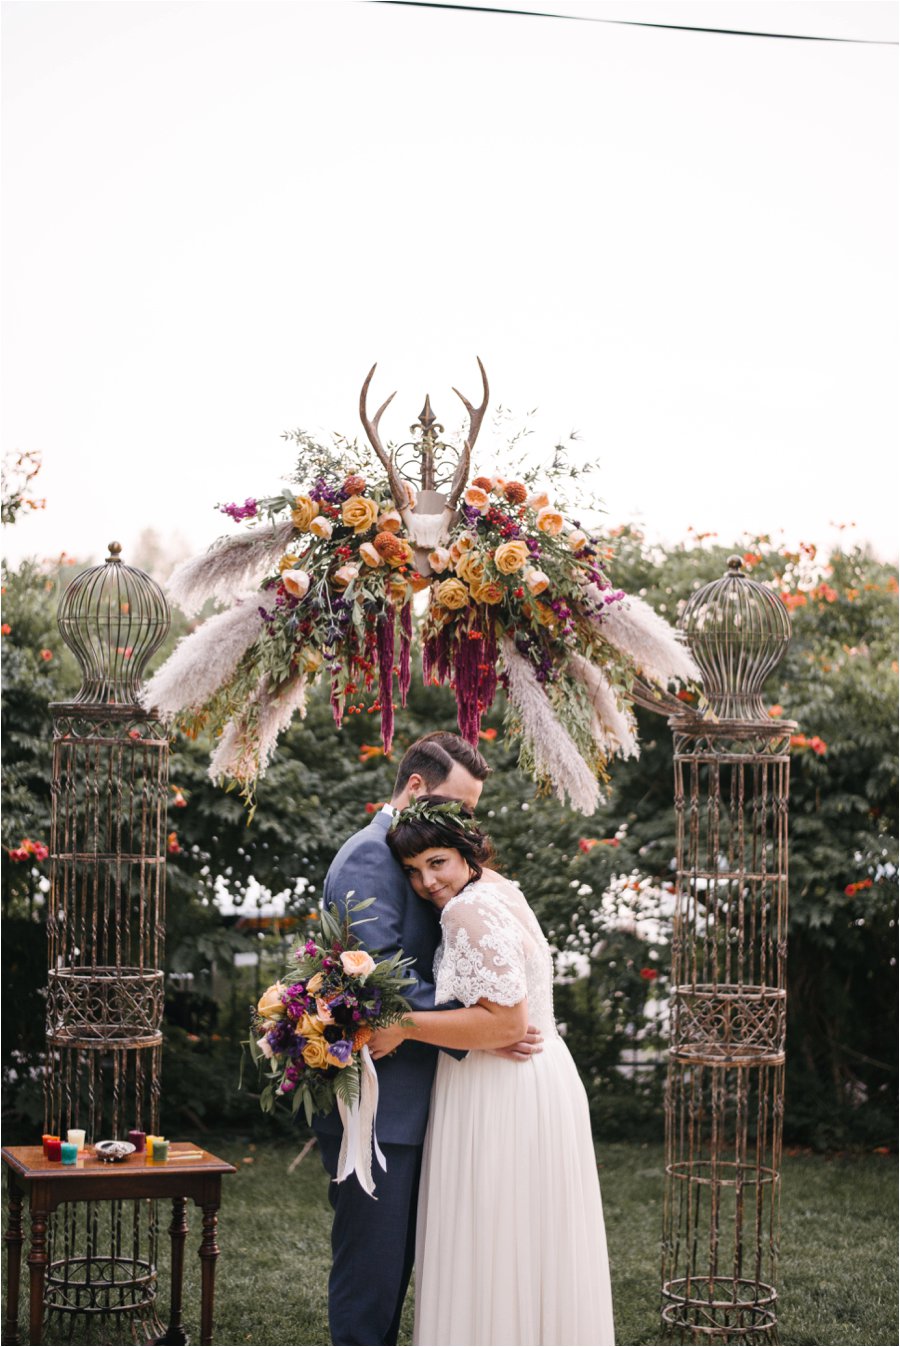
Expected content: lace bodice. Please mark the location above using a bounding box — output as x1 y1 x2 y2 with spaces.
434 876 558 1037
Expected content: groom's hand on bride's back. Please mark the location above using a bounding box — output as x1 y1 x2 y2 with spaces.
490 1024 543 1062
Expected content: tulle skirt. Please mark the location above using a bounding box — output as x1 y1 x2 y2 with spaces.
414 1035 616 1346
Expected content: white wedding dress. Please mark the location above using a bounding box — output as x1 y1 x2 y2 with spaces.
414 874 616 1347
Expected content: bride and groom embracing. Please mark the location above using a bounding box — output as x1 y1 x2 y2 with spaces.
313 732 615 1347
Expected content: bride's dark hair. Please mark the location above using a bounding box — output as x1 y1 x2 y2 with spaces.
387 795 495 881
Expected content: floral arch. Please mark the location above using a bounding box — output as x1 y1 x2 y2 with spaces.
143 362 699 813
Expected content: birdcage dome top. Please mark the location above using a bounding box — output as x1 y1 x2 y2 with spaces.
57 542 170 708
679 555 791 722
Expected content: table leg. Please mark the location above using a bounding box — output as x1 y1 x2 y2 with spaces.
155 1197 189 1345
198 1201 220 1347
26 1203 48 1346
3 1180 24 1344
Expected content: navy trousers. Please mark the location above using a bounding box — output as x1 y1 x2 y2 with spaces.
316 1131 423 1346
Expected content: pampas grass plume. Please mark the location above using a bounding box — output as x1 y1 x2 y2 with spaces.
141 600 264 720
501 636 600 816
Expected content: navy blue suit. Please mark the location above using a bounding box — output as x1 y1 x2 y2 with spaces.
313 809 451 1345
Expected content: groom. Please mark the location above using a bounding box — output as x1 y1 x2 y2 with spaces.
314 730 541 1346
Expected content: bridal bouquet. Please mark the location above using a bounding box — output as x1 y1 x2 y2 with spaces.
247 896 414 1138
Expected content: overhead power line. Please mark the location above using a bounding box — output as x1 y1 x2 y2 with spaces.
375 0 898 45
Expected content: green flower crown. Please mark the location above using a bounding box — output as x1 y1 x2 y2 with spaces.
389 797 481 837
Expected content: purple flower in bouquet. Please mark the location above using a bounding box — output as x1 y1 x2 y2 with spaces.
327 1039 353 1066
281 1062 301 1092
266 1018 296 1055
282 983 311 1020
220 498 259 523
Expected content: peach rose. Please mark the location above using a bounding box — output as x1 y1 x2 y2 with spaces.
343 473 366 496
315 996 335 1024
428 547 452 573
278 553 300 573
342 495 379 533
527 491 550 511
340 949 376 978
536 506 564 536
525 567 550 596
471 580 504 605
332 563 360 590
455 552 486 587
494 540 529 574
456 531 477 553
282 569 311 600
291 495 318 531
463 485 490 513
376 509 403 534
435 578 470 610
534 600 557 626
302 1037 330 1069
310 515 333 540
359 542 384 568
257 982 286 1019
256 1034 274 1059
490 476 507 494
568 530 588 552
299 1013 324 1038
504 481 528 505
306 971 324 995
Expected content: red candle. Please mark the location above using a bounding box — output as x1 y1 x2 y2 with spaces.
45 1137 62 1161
42 1134 59 1158
128 1129 146 1153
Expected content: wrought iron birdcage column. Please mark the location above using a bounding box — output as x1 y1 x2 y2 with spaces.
662 556 794 1344
43 542 170 1339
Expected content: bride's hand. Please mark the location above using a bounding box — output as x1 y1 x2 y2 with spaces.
491 1024 544 1062
369 1023 407 1060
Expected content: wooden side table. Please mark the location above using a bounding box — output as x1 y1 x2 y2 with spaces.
2 1143 236 1346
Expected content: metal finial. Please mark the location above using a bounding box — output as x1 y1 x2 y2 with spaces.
413 395 440 435
108 541 123 560
726 554 744 573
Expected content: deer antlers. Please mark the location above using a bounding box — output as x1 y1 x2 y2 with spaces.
359 365 410 514
447 356 490 510
359 359 490 514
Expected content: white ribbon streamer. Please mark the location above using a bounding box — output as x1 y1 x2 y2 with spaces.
335 1046 387 1198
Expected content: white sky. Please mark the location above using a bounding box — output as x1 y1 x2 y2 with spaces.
2 0 897 573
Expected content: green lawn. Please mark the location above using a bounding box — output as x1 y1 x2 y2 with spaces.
7 1140 897 1345
163 1139 899 1346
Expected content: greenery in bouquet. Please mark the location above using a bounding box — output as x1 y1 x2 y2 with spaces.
246 896 415 1125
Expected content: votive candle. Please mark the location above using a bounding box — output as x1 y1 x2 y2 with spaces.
42 1134 59 1158
146 1135 162 1159
152 1139 170 1162
60 1142 78 1165
67 1129 86 1152
128 1129 146 1153
45 1138 62 1161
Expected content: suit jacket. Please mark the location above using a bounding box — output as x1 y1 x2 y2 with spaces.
312 810 447 1147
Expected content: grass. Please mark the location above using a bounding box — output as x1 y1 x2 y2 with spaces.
5 1139 897 1345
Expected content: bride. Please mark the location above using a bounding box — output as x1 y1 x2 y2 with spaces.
369 796 615 1347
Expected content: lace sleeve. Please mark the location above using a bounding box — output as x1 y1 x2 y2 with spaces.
434 884 528 1008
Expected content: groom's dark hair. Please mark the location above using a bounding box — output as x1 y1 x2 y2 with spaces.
393 731 490 796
